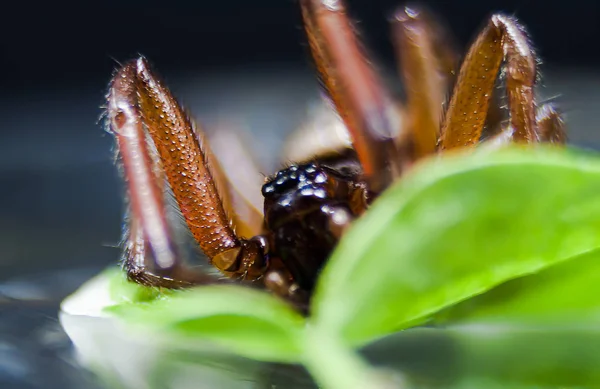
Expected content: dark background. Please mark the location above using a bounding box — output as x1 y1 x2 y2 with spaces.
1 1 599 388
2 0 600 92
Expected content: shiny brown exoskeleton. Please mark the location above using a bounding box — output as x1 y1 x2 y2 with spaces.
106 0 566 310
262 158 368 296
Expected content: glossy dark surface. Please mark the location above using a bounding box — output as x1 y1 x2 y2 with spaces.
263 161 364 291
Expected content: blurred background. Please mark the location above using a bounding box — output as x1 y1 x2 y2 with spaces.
1 0 599 388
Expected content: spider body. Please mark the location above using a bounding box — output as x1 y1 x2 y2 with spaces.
107 0 566 310
262 158 367 293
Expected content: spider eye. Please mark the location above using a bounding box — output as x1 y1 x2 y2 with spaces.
262 183 276 196
262 164 324 199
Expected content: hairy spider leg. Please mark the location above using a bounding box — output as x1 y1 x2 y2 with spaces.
439 14 541 149
108 58 267 285
485 102 567 148
108 65 215 287
536 103 567 144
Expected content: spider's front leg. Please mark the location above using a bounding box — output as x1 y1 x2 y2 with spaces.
439 14 566 148
107 58 267 287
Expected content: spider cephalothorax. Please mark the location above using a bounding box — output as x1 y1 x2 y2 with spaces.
106 0 566 310
262 159 368 293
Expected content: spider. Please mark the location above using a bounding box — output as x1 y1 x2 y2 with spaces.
106 0 566 310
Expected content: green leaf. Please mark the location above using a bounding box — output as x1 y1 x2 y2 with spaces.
312 146 600 344
435 248 600 324
105 273 307 363
362 326 600 388
107 268 173 304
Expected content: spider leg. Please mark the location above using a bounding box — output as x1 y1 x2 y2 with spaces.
263 267 309 312
481 126 515 149
204 123 264 239
391 6 459 158
477 102 566 150
121 215 211 287
108 70 215 287
536 103 566 144
300 0 408 193
439 14 539 149
281 96 353 164
108 58 267 284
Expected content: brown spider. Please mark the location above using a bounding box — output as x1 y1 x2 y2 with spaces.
106 0 566 309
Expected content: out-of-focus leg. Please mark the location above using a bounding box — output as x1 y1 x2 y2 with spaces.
206 123 265 239
300 0 408 193
536 103 566 144
391 6 459 158
281 97 354 164
439 15 538 150
481 126 515 149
